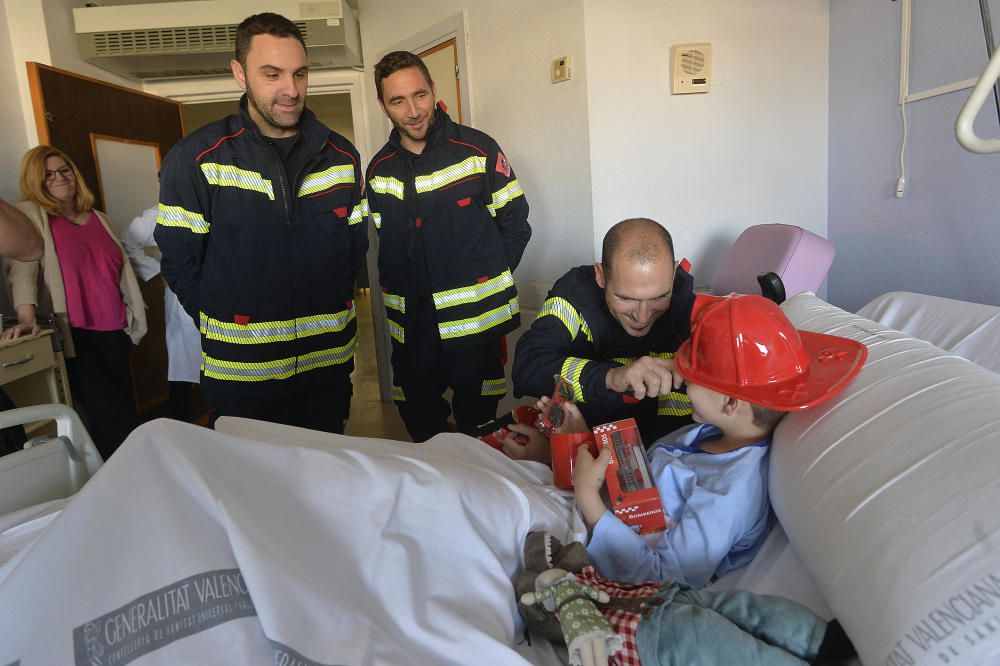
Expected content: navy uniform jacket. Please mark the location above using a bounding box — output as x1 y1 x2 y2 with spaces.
366 106 530 350
155 96 367 398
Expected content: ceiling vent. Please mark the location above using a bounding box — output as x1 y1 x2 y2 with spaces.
74 0 361 81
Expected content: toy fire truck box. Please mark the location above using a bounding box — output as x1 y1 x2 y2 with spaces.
592 419 668 534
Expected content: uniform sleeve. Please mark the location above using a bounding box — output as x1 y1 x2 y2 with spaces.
122 206 162 282
512 294 618 404
585 457 756 589
483 139 530 271
154 144 210 323
345 145 369 280
4 257 40 310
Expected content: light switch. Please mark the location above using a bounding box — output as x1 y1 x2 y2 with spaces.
551 55 571 83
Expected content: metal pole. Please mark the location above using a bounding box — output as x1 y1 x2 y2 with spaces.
979 0 1000 127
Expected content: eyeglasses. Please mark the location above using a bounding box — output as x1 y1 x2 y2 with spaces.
44 167 74 181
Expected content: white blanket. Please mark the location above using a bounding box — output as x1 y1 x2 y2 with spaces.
0 418 583 666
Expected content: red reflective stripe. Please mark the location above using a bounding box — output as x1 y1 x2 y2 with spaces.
326 139 357 167
367 150 398 178
448 138 486 156
196 128 246 162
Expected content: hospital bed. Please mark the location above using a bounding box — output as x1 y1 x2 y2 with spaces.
1 290 998 665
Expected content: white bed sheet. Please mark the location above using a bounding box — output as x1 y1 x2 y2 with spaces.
0 418 584 666
857 290 1000 373
0 498 65 573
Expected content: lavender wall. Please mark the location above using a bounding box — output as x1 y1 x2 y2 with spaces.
829 1 1000 312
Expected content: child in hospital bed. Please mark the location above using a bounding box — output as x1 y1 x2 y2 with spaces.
502 294 867 589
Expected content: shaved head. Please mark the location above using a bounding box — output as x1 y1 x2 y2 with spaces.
601 218 674 277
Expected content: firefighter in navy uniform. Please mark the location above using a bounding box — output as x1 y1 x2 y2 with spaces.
155 13 367 433
512 219 695 445
367 51 531 442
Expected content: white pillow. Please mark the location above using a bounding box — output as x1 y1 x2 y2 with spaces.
773 293 1000 666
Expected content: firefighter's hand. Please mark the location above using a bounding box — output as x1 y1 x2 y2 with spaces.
502 423 551 464
574 445 612 529
605 356 683 400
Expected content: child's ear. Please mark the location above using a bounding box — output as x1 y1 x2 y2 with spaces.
722 396 742 416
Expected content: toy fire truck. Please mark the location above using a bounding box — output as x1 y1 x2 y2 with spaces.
592 418 668 534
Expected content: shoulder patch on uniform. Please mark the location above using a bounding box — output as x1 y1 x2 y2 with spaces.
495 152 511 178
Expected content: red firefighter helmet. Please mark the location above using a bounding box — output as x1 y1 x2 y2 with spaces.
675 294 867 411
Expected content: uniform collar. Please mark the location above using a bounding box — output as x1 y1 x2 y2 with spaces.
237 93 327 153
387 104 453 155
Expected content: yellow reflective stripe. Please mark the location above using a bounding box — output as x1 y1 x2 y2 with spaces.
537 297 593 343
382 292 405 313
392 385 406 402
370 176 404 200
372 212 382 229
157 204 209 234
298 164 355 197
486 179 525 217
433 270 514 310
297 342 357 373
438 297 519 340
200 308 356 345
348 198 367 226
481 377 507 396
658 391 692 416
560 357 589 403
201 338 356 382
387 319 404 343
200 163 274 200
614 352 675 366
414 156 487 193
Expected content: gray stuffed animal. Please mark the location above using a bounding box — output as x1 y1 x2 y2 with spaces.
515 531 590 643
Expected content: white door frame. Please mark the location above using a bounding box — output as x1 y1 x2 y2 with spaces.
143 69 372 162
382 13 473 127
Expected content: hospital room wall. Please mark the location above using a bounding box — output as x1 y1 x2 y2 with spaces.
583 0 831 289
0 0 144 201
828 0 1000 311
0 3 26 203
359 0 830 299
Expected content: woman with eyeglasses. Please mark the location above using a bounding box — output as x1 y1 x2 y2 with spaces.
3 145 147 459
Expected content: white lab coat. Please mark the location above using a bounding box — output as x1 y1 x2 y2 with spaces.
122 206 202 383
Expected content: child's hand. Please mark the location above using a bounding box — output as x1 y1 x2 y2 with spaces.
554 401 588 435
535 396 589 435
502 423 551 464
573 445 612 529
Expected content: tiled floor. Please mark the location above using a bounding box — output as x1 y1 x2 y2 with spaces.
345 290 411 441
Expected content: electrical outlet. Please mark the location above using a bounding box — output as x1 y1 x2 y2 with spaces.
552 55 571 83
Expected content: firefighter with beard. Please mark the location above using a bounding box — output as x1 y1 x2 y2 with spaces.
155 13 367 432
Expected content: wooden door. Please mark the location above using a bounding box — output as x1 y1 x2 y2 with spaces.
27 62 184 420
419 39 462 123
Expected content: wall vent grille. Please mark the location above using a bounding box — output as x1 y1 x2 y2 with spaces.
90 22 309 57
